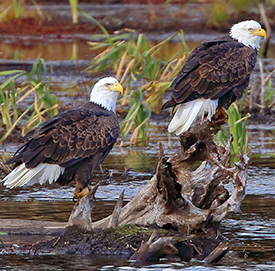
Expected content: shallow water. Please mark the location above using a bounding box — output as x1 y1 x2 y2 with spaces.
0 121 275 269
0 151 274 270
0 112 275 269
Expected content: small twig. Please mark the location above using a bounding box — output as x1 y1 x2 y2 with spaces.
126 243 137 252
268 99 275 109
122 166 128 178
258 59 265 114
190 243 201 255
51 236 61 248
264 69 275 85
148 230 158 244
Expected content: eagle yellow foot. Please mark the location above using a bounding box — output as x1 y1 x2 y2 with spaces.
73 185 91 201
214 106 228 122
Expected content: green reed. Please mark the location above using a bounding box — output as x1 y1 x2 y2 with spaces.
0 59 58 142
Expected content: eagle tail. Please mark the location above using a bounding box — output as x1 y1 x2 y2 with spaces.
1 163 65 188
168 98 218 135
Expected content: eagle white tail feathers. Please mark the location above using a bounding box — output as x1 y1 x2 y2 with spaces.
1 163 65 188
168 98 219 135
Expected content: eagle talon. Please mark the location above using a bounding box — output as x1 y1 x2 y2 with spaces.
73 185 91 201
214 107 228 122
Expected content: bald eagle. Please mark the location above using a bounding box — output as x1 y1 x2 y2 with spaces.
162 20 266 135
1 77 123 199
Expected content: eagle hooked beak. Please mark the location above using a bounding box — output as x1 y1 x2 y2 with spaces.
109 82 124 94
250 28 267 39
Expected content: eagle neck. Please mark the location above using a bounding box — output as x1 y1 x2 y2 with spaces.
88 101 115 114
89 91 118 113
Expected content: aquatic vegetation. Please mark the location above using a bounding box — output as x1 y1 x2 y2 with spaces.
208 0 269 26
0 59 58 143
209 0 229 25
120 88 151 146
12 0 23 18
69 0 78 24
263 76 275 109
258 61 275 112
85 15 187 113
0 0 44 22
231 0 254 11
217 96 250 157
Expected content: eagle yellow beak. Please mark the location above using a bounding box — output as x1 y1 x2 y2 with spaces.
251 28 267 39
110 82 123 94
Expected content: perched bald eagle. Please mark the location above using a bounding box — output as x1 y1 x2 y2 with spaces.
162 20 266 135
1 77 123 199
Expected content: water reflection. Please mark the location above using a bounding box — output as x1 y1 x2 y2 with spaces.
0 254 129 271
0 41 92 61
1 38 275 62
0 196 274 270
0 39 191 61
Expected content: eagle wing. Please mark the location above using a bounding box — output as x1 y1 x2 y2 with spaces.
162 38 257 109
8 103 119 169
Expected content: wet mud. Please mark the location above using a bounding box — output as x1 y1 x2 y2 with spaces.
0 224 225 265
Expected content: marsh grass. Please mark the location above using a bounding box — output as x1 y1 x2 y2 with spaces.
69 0 78 24
208 0 262 26
12 0 24 18
217 95 250 157
84 13 188 145
259 64 275 110
120 88 151 146
232 0 255 11
209 0 228 25
0 59 58 143
0 0 44 22
264 77 275 108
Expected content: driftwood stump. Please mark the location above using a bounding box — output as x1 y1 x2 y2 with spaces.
93 120 248 234
63 119 249 263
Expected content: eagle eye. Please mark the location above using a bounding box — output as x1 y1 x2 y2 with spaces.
248 28 253 31
105 83 111 87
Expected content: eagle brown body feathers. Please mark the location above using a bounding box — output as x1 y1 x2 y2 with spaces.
7 102 119 189
162 36 257 110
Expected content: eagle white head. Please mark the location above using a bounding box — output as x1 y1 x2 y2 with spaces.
230 20 266 50
89 77 123 112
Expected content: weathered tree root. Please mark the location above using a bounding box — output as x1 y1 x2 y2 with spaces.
93 119 249 237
